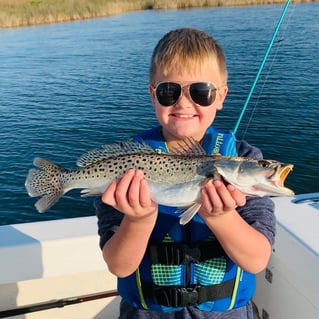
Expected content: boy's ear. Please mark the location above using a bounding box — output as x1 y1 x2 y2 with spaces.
216 85 228 110
149 85 156 106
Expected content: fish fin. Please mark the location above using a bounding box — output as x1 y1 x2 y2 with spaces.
25 157 65 213
169 137 208 156
76 141 155 167
80 188 102 197
34 191 64 213
179 202 202 225
33 157 61 171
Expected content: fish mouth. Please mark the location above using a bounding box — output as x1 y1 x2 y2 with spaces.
279 164 294 184
275 164 294 194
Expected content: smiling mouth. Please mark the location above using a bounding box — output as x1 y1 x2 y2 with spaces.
171 114 197 118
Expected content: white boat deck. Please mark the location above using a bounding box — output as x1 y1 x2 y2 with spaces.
254 193 319 319
0 216 119 318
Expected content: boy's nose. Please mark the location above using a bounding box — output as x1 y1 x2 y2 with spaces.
174 87 194 107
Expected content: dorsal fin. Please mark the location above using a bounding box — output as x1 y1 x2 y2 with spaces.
169 137 207 156
76 141 156 167
76 138 207 167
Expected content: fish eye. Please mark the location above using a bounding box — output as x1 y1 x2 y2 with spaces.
258 160 270 168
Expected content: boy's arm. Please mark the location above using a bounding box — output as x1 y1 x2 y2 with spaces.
98 169 158 278
199 140 275 274
200 186 273 273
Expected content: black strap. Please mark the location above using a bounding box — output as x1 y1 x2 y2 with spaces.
147 241 225 265
141 279 235 307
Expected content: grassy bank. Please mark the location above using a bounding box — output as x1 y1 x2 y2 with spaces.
0 0 316 28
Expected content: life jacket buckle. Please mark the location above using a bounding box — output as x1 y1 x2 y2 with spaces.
151 285 201 307
178 286 199 306
142 279 237 308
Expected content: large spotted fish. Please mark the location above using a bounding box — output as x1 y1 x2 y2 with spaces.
25 139 294 224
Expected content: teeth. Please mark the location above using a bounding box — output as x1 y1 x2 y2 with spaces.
175 114 194 118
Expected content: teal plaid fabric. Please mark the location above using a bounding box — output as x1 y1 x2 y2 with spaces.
151 264 182 286
151 257 226 286
194 257 226 285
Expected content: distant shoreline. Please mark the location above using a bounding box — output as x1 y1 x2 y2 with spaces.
0 0 316 28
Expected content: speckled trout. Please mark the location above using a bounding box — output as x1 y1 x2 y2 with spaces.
25 139 294 225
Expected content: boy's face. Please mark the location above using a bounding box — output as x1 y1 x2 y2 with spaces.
150 60 228 143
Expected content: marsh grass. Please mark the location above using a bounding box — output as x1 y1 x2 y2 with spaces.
0 0 315 28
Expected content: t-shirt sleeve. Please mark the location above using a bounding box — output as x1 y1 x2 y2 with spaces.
236 140 276 246
95 197 123 250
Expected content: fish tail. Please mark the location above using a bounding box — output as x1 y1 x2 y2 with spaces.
25 157 65 213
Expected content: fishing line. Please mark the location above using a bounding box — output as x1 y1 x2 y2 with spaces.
233 0 292 136
241 1 296 139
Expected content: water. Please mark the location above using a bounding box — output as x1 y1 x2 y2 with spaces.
0 3 318 225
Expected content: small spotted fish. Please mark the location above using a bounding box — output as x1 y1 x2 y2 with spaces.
25 139 294 224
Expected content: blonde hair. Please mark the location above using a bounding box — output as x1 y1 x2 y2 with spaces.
150 28 227 84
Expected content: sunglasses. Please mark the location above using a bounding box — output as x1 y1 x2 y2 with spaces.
153 82 218 107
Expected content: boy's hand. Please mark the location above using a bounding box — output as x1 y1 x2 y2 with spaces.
101 169 158 221
199 179 246 218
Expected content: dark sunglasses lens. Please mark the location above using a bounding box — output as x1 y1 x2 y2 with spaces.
189 83 216 106
156 83 181 106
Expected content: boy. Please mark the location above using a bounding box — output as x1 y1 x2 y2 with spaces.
95 28 275 319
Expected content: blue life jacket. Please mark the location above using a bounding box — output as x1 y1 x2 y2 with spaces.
118 126 256 312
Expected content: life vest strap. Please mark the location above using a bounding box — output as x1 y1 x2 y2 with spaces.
147 241 225 265
141 279 235 307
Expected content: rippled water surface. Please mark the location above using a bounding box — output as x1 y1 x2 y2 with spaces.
0 3 318 225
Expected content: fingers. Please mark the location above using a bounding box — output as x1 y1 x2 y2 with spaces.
139 178 153 207
101 169 136 208
101 169 156 218
124 170 153 209
226 184 246 207
101 180 117 206
126 170 143 208
200 180 246 217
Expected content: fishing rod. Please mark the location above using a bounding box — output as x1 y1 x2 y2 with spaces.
233 0 291 134
0 290 119 318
